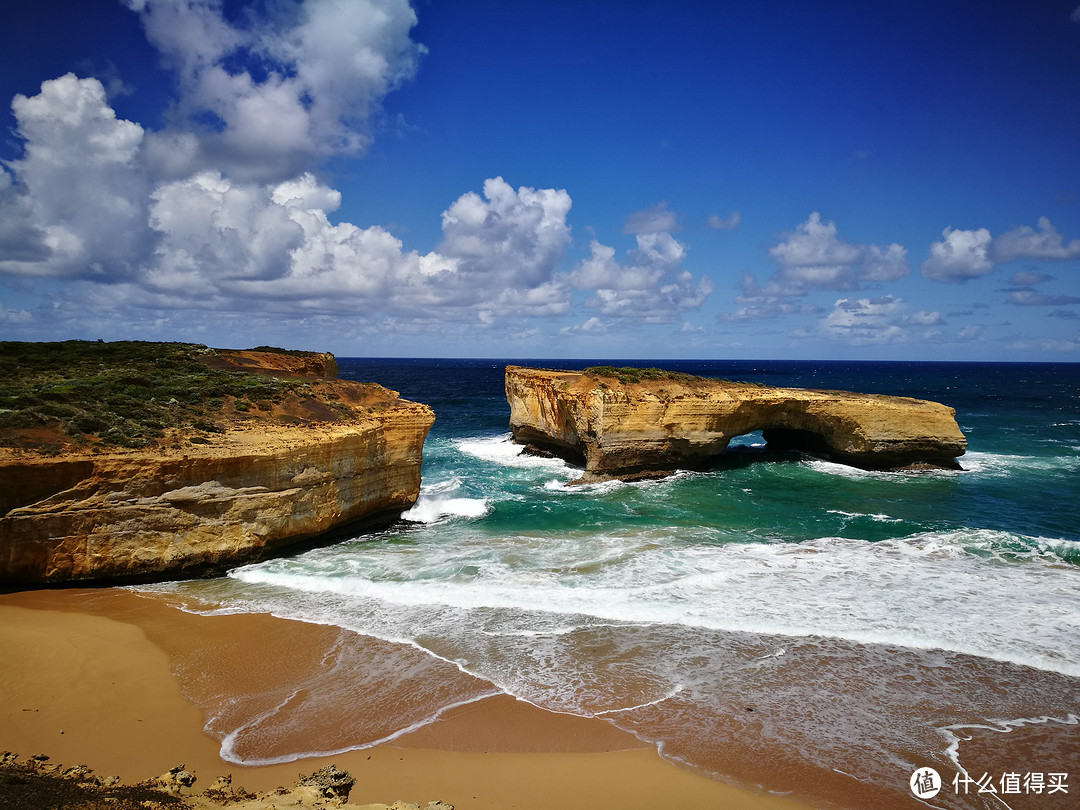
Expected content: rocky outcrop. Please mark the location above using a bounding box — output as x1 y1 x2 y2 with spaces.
202 347 339 379
506 366 966 481
0 753 454 810
0 350 433 584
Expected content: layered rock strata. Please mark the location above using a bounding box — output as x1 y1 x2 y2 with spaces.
506 366 966 482
0 350 433 584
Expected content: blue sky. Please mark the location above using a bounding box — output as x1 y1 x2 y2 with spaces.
1 0 1079 360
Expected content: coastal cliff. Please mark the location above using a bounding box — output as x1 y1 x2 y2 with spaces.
0 342 433 584
506 366 966 481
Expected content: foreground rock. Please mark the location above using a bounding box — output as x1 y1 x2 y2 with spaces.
0 343 434 584
506 366 966 481
0 753 453 810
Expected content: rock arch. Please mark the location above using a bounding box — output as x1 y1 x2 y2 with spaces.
505 366 966 482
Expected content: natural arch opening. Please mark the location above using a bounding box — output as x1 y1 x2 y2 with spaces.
760 427 835 457
726 430 766 451
716 428 837 469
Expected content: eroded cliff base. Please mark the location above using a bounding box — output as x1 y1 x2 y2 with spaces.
0 342 434 584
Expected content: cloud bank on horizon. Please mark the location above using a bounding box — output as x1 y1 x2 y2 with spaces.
1 0 1078 360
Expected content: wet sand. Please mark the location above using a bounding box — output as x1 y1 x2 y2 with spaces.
949 719 1080 810
0 587 815 809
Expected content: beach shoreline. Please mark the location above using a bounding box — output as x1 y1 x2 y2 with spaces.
0 586 817 810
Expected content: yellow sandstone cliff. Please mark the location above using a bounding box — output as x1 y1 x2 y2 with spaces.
0 347 433 584
505 366 966 481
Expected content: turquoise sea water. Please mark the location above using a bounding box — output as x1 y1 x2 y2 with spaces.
139 359 1080 809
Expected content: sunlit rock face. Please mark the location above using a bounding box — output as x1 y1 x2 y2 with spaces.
0 349 433 584
505 366 966 483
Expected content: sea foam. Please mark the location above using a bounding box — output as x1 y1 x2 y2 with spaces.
401 495 489 523
456 433 575 475
224 525 1080 678
400 476 490 523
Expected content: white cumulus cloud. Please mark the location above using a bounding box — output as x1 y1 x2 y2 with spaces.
921 226 994 283
559 316 606 336
126 0 425 182
142 173 574 318
0 1 730 342
819 295 943 345
0 167 50 264
764 212 908 291
571 232 713 322
920 218 1079 285
728 213 908 321
821 295 906 344
149 171 303 284
993 217 1080 262
0 74 151 280
0 71 581 325
439 177 572 290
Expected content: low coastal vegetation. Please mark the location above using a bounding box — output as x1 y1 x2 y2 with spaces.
582 366 706 384
582 365 764 387
0 340 335 453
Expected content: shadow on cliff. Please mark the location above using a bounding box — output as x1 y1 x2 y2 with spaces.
0 510 409 594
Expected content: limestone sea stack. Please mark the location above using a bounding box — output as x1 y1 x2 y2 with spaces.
0 342 434 584
505 365 966 482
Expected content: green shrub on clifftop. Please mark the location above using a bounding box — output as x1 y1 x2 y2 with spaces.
582 366 706 385
0 340 306 452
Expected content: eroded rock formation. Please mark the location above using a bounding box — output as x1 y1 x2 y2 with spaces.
0 753 454 810
506 366 966 482
0 347 433 584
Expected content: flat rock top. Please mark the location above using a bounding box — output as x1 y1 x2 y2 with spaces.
0 341 426 461
505 365 942 406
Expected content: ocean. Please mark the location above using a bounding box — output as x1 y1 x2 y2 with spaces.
138 359 1080 809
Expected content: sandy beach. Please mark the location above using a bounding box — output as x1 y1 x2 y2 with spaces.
0 587 816 809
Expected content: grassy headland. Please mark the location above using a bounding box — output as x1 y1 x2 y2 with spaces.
0 340 376 455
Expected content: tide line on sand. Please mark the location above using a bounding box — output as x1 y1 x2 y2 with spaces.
0 586 816 810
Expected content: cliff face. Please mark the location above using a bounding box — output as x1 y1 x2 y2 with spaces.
506 366 966 481
0 347 433 584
